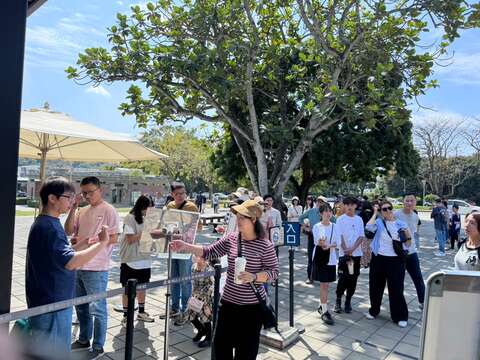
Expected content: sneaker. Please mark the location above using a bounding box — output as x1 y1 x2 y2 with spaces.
321 311 334 325
435 252 446 257
198 338 211 348
418 303 424 311
398 321 408 328
173 312 189 326
86 348 104 359
364 312 375 320
121 316 127 326
193 331 205 343
71 340 90 352
333 299 342 314
137 312 155 323
159 309 180 320
317 306 323 315
305 279 313 284
344 301 352 314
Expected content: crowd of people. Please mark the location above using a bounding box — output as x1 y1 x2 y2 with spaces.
23 177 480 359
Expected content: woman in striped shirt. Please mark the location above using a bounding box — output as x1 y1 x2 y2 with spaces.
170 199 279 359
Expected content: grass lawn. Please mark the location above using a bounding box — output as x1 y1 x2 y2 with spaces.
16 210 35 216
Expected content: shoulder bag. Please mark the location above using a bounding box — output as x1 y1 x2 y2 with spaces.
237 234 277 330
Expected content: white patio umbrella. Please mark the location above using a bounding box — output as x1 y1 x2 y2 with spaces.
19 109 167 181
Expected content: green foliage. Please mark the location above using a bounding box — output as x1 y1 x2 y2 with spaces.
424 193 440 204
27 199 39 208
67 0 478 196
16 197 28 205
122 126 223 192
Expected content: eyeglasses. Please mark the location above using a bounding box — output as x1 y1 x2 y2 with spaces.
81 188 99 197
58 194 74 201
381 206 393 212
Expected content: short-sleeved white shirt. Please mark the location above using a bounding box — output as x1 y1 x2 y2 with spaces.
336 214 365 257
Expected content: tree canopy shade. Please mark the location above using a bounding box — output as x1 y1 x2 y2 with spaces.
67 0 479 198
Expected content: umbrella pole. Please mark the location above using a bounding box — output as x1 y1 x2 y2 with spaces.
39 140 47 183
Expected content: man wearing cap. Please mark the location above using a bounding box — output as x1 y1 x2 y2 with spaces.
299 196 327 284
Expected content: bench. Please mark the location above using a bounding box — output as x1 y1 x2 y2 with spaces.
200 214 225 226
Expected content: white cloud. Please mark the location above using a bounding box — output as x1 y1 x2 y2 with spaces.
117 1 124 5
27 26 82 51
86 86 111 97
433 52 480 85
411 109 469 127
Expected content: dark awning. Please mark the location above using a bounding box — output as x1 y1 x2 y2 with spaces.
27 0 47 17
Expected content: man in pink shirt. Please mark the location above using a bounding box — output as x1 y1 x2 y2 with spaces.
65 176 120 358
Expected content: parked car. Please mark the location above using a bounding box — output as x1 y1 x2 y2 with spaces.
16 190 27 198
447 199 480 215
213 193 228 200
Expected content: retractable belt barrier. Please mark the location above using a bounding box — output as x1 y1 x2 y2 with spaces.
0 268 227 324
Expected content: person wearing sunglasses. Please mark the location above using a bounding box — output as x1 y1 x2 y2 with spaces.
364 200 411 328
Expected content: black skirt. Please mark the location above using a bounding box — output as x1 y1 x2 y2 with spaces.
311 264 336 283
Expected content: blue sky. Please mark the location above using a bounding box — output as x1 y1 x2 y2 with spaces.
23 0 480 138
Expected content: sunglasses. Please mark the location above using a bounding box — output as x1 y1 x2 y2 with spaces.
381 206 393 212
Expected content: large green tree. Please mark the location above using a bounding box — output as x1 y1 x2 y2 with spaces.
123 126 222 193
212 115 420 200
67 0 478 198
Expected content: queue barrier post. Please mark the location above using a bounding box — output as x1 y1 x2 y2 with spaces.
275 246 279 323
211 263 222 360
124 279 137 360
289 246 294 328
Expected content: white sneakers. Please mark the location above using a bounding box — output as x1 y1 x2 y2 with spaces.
435 252 446 257
398 321 408 328
364 312 375 320
137 312 155 323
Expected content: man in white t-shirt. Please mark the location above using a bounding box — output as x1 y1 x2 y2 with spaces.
260 194 283 240
334 197 365 314
394 194 425 310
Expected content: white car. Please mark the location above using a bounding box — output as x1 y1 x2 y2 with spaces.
447 199 480 215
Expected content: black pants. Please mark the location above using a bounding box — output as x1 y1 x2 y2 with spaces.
405 253 425 304
336 256 361 300
307 232 314 280
213 300 263 360
450 232 459 249
368 254 408 323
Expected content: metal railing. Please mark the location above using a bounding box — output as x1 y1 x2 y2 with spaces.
0 264 226 360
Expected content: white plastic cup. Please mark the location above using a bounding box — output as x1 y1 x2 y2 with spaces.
234 257 247 284
347 260 354 275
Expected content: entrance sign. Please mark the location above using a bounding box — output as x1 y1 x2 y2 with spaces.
283 222 301 247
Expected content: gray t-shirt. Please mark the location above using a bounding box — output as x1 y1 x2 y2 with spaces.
454 243 480 271
394 210 418 254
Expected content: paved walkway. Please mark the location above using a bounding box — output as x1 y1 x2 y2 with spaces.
9 212 456 359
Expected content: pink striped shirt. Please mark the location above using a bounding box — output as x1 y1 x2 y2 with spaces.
203 233 279 305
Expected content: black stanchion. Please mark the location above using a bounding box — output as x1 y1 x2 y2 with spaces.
124 279 137 360
211 263 222 360
212 263 222 332
275 246 279 321
289 246 294 328
163 234 173 360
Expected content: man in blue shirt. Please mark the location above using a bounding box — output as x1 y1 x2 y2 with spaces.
26 177 111 355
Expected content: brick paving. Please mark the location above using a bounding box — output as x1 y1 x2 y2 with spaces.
9 212 457 359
